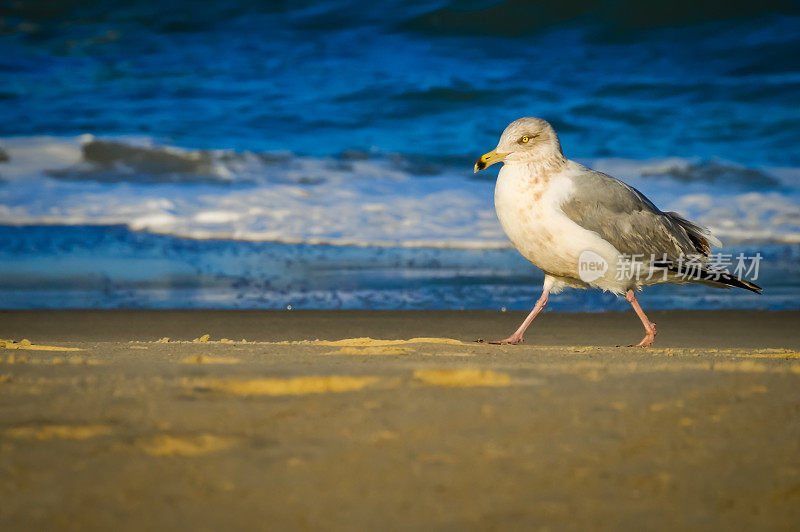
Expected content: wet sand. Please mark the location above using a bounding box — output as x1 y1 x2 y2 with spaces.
1 310 799 530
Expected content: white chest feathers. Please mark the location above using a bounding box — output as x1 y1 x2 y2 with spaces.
493 162 620 285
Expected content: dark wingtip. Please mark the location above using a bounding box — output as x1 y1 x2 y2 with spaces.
664 263 763 294
712 274 762 294
741 279 763 294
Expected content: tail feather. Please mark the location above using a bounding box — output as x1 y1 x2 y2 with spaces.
665 211 722 255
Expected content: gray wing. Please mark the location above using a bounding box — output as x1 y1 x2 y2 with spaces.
560 164 717 259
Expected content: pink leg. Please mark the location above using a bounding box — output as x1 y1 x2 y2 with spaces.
480 278 553 345
625 289 657 347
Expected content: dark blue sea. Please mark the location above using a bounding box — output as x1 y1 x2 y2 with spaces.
1 1 798 309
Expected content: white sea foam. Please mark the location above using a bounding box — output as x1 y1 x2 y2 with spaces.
0 136 798 248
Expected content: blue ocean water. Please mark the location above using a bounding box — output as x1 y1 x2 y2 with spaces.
0 1 799 309
1 225 797 310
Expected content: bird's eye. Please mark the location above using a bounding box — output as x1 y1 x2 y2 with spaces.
521 136 529 143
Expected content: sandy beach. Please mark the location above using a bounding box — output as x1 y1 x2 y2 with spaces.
1 309 799 530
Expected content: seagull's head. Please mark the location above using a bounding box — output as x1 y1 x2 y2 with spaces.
474 117 563 173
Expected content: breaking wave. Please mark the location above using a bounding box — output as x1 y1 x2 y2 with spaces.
0 135 798 248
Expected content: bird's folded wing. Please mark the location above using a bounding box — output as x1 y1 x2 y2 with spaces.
559 165 716 259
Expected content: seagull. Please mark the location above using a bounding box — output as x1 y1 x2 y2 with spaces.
473 117 761 347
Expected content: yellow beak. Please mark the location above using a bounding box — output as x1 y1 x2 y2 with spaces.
474 149 508 173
